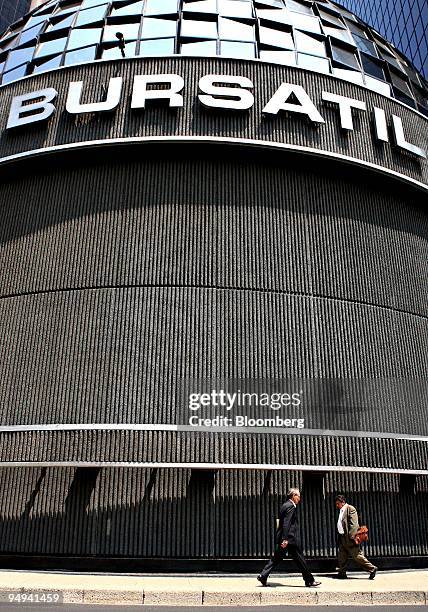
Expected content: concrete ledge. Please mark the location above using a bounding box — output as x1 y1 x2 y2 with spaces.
317 591 373 605
143 590 202 606
83 589 143 605
371 591 426 605
202 591 261 606
260 589 318 605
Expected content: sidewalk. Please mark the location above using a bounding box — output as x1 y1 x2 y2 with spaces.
0 569 426 606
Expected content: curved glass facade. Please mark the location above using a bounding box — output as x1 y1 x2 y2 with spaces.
0 0 427 114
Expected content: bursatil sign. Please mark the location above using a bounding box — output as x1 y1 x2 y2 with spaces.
6 73 426 159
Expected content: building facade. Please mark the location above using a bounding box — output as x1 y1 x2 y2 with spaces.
0 0 31 37
336 0 427 79
0 0 427 568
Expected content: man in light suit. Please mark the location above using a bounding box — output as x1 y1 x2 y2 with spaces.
335 494 377 579
257 488 321 587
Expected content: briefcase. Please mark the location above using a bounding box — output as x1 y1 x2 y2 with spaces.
354 525 369 544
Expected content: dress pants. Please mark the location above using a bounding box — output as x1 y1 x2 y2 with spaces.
338 535 375 573
260 544 314 585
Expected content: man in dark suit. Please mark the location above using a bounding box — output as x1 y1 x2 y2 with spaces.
257 488 321 587
335 494 377 579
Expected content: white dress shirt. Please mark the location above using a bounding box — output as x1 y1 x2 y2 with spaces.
337 504 347 534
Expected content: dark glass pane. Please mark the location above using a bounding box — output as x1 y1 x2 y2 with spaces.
361 53 385 79
353 33 377 57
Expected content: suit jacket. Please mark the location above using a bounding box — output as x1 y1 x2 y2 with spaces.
276 500 301 548
339 504 359 540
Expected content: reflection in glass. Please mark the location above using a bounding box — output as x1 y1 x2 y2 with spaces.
80 0 108 8
68 27 102 49
74 5 108 27
2 64 28 84
144 0 178 15
219 17 255 42
353 33 377 57
294 30 325 56
218 0 253 19
140 18 177 39
22 13 51 31
332 66 364 84
287 0 313 15
64 44 98 65
364 74 391 96
220 40 255 58
33 54 63 73
36 36 68 58
323 26 354 45
110 1 144 18
103 23 139 42
260 49 296 64
361 53 384 79
139 37 175 55
18 23 45 45
183 0 217 13
5 46 34 70
331 43 359 70
181 19 217 39
181 39 217 55
318 9 344 28
290 12 321 34
297 52 329 73
259 26 293 49
102 41 137 58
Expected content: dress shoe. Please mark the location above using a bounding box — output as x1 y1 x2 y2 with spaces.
369 567 377 580
337 573 348 579
306 580 321 587
257 575 267 586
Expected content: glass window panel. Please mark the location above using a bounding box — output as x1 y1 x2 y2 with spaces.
389 71 412 96
259 26 293 49
294 30 326 56
318 9 344 28
2 64 28 84
219 17 255 41
22 13 50 30
286 0 313 15
140 18 177 39
75 5 107 26
68 27 101 49
220 40 255 58
80 0 107 7
345 18 366 37
18 23 45 45
5 46 34 70
144 0 178 15
33 0 57 13
183 0 218 14
110 1 144 18
361 53 384 79
218 0 253 18
181 19 217 39
260 49 296 64
102 41 137 58
297 52 329 73
333 66 364 85
64 44 97 65
53 2 81 18
0 36 19 53
353 33 377 57
380 50 404 72
181 39 217 55
364 74 391 96
48 14 76 33
323 26 354 45
103 23 140 42
331 43 359 69
138 37 175 55
290 12 321 34
36 36 68 58
256 0 285 6
0 61 4 74
33 54 63 73
256 9 292 27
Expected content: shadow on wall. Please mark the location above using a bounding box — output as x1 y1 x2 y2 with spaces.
0 467 426 560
